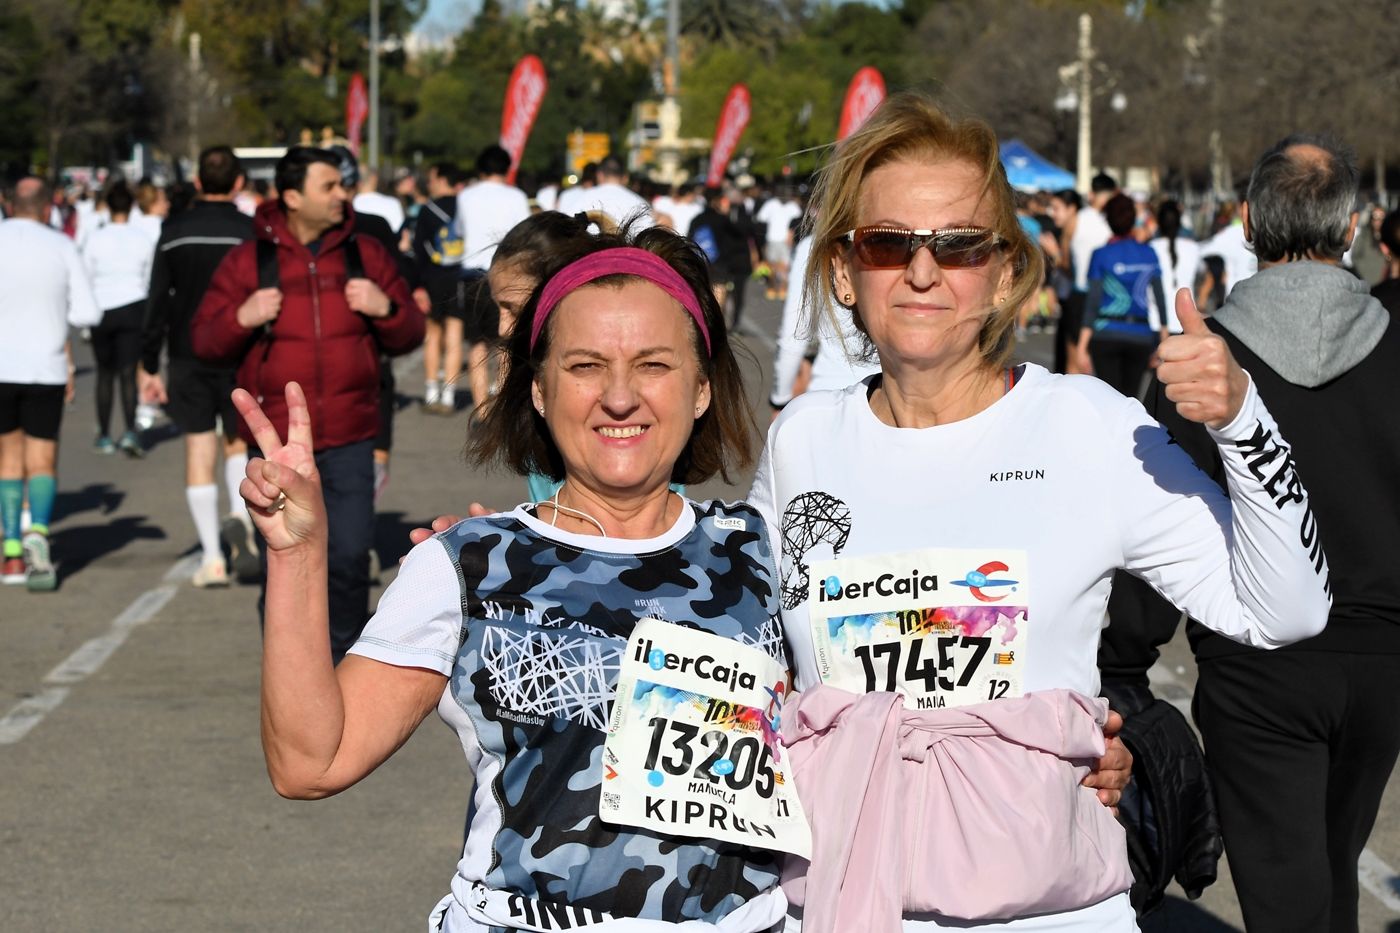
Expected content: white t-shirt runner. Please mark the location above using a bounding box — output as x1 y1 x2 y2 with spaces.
755 199 802 247
748 363 1331 932
557 182 655 231
456 179 532 269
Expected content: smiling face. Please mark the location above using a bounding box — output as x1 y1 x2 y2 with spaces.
532 279 710 501
832 158 1012 373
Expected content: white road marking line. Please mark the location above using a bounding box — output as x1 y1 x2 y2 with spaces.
0 687 71 745
738 324 776 353
1359 849 1400 914
1147 659 1181 684
162 553 201 583
0 558 191 746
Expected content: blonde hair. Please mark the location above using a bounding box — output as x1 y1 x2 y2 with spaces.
803 91 1042 370
136 181 165 214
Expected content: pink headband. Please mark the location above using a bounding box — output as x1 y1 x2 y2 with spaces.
529 247 712 355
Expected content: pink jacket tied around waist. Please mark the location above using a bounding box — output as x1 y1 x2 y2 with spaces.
779 686 1132 931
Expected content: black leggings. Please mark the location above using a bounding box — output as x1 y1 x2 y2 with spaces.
726 275 750 329
1089 336 1157 399
91 300 144 437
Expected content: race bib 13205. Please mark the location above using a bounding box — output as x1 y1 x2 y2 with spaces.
602 618 811 858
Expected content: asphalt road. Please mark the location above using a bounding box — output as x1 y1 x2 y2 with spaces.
3 286 1398 931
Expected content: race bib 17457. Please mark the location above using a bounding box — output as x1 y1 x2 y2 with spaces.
808 548 1028 709
602 618 811 858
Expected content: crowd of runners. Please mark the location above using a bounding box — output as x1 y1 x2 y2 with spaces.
3 94 1399 933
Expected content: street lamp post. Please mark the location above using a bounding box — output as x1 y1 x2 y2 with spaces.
1075 13 1093 193
369 0 380 169
655 0 684 184
188 32 202 165
1058 14 1126 193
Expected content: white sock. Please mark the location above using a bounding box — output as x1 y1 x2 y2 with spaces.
441 384 456 408
186 484 222 565
224 453 250 520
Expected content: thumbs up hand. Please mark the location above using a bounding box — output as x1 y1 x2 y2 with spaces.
1156 288 1250 429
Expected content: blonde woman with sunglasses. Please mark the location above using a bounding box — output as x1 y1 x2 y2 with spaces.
749 92 1332 932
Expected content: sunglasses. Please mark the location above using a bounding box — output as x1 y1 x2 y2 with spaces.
844 225 1006 269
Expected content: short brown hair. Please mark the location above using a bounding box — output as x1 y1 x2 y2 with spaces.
467 223 757 487
803 91 1042 370
1104 193 1137 237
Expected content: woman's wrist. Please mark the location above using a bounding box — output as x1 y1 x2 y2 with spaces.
266 540 329 570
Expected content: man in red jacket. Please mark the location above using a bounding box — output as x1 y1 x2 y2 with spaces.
193 146 423 662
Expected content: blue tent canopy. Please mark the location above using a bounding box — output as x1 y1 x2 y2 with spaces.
999 139 1076 192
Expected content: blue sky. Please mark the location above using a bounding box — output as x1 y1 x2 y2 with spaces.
418 0 475 38
416 0 890 39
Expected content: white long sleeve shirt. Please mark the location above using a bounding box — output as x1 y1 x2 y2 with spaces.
81 221 153 312
1201 221 1258 297
1070 207 1111 292
0 218 102 384
1149 236 1203 333
750 364 1331 932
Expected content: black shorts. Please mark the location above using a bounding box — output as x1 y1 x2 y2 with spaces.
0 382 64 440
166 358 240 438
460 269 500 344
424 274 466 325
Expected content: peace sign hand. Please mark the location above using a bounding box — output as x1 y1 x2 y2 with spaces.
231 382 326 553
1156 289 1250 430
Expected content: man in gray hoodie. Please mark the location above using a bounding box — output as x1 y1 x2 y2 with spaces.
1142 134 1398 933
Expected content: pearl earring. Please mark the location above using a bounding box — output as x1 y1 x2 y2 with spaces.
843 293 854 304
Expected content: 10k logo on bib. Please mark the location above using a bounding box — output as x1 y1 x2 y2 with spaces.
808 548 1028 709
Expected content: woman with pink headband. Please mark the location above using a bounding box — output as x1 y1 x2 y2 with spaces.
233 225 805 931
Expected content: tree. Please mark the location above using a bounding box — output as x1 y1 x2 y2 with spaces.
678 0 906 180
0 5 43 177
680 0 792 56
398 0 656 180
180 0 426 150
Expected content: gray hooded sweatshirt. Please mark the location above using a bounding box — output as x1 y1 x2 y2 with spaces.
1211 260 1389 388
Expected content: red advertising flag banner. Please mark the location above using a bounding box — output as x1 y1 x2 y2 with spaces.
499 54 548 185
346 73 369 158
705 84 751 188
837 67 886 141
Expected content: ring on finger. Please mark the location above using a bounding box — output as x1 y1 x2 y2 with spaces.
275 494 287 512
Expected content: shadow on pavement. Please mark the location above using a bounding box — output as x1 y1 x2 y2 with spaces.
374 510 420 571
138 421 184 453
1140 896 1243 932
56 482 126 521
51 516 167 581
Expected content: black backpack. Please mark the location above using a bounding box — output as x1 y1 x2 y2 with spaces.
252 236 367 360
255 235 364 289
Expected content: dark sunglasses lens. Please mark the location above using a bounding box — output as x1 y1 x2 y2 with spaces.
855 231 914 267
934 233 997 268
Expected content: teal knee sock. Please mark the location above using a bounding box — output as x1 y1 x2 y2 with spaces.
26 474 56 535
0 478 21 556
